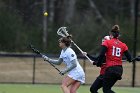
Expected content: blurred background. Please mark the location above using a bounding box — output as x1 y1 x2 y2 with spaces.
0 0 140 87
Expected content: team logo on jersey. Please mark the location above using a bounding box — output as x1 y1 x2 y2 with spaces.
115 41 119 44
71 54 74 57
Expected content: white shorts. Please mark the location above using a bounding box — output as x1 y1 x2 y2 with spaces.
68 70 85 84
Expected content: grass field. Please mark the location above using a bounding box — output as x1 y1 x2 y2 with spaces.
0 84 139 93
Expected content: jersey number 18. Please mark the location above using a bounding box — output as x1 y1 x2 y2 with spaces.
112 46 121 57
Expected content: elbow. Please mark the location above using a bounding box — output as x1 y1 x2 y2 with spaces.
71 63 77 70
73 63 77 68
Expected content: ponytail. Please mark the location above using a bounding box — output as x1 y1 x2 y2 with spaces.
110 25 120 38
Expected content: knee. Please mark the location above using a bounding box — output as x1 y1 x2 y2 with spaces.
61 83 67 89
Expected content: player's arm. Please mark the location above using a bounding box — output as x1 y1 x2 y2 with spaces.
124 50 132 62
42 55 63 65
95 45 107 67
124 51 140 62
48 58 63 65
86 54 98 62
82 52 97 62
61 59 77 74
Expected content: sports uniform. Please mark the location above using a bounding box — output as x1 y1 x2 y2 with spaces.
98 38 131 93
102 38 128 67
86 36 110 93
87 54 106 93
59 47 85 84
43 36 85 93
96 27 132 93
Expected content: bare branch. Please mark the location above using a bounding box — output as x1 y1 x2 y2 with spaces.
88 0 110 29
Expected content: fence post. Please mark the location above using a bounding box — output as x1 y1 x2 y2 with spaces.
32 56 36 84
132 0 139 87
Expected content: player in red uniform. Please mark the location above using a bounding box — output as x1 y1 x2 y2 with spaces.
95 25 132 93
82 36 111 93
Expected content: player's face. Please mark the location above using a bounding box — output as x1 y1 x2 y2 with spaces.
59 41 65 48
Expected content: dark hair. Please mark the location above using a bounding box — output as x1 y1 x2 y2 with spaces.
110 25 120 38
59 36 72 47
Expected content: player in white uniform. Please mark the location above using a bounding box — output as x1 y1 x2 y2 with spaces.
42 36 85 93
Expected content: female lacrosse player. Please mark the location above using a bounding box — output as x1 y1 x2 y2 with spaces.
95 25 133 93
82 36 111 93
42 36 85 93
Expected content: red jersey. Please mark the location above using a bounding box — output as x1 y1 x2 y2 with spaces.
100 63 106 75
102 38 128 67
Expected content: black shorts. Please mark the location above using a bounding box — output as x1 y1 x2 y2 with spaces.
104 65 123 80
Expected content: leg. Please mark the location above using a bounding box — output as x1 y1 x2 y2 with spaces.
70 81 81 93
102 66 123 93
61 76 76 93
90 75 103 93
102 76 117 93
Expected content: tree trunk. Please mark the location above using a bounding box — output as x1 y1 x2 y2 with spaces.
64 0 76 24
43 0 48 49
48 0 55 23
88 0 110 28
54 0 65 26
130 0 135 23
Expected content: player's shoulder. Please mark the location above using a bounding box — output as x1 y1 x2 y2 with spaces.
66 47 75 53
118 40 127 45
121 42 127 47
102 39 111 45
116 40 128 49
66 47 76 57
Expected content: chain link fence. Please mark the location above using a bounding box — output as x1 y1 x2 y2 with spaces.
0 53 140 87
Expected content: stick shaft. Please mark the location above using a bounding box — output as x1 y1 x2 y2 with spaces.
30 45 61 73
71 40 93 64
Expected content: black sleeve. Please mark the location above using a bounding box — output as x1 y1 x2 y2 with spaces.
124 50 132 62
96 45 107 67
135 56 140 61
86 54 97 61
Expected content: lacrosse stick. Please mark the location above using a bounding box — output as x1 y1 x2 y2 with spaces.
132 56 140 61
29 44 62 74
122 56 140 62
57 27 93 64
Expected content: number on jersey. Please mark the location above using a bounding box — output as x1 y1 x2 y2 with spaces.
112 46 121 57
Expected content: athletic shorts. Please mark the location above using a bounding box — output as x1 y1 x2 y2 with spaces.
104 65 123 80
68 70 85 84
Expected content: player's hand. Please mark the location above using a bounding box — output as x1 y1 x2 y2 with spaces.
59 71 64 76
42 55 49 61
82 51 87 56
93 61 102 67
136 57 140 61
93 61 97 65
132 56 140 61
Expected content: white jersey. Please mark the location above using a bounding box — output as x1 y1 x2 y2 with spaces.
59 47 85 84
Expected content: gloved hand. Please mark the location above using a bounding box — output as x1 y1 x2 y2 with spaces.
132 57 140 61
42 55 49 61
93 61 102 67
93 62 97 65
135 57 140 61
82 51 87 56
59 70 65 76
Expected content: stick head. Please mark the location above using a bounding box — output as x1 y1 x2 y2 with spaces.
29 44 40 54
57 27 69 37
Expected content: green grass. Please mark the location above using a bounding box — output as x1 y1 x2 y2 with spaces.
0 84 139 93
